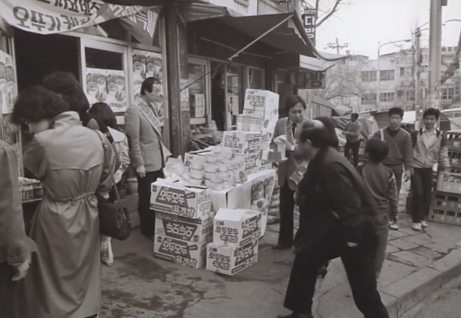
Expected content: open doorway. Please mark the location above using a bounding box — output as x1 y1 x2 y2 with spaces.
14 29 80 89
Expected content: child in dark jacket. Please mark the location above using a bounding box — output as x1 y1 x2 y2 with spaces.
360 139 399 277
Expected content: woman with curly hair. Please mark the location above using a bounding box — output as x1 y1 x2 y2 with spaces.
12 85 116 318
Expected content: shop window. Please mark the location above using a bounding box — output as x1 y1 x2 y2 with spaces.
361 71 377 82
361 93 377 105
248 68 264 89
226 64 244 128
380 70 395 81
188 60 208 125
379 92 395 102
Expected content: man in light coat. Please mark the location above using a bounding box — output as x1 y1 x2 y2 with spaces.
125 77 169 239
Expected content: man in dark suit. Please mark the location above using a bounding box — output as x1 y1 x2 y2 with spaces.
278 126 389 318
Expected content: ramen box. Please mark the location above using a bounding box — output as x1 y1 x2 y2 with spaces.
150 180 211 219
243 89 279 136
222 131 262 155
153 234 207 269
206 240 258 276
155 212 213 243
213 209 261 247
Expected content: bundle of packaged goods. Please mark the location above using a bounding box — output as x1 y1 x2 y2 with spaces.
19 177 43 201
207 209 261 276
151 179 213 269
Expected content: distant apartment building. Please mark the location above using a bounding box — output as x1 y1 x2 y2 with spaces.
323 46 461 114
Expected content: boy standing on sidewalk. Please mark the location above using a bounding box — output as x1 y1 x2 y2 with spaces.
359 139 398 276
410 108 450 231
373 107 413 230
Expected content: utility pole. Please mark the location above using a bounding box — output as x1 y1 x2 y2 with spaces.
326 38 348 55
414 27 422 115
428 0 445 109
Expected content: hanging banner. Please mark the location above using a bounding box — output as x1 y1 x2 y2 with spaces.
0 0 152 35
86 67 128 112
120 9 159 46
0 50 17 114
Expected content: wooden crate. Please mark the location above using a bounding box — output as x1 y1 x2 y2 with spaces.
437 172 461 194
429 207 461 226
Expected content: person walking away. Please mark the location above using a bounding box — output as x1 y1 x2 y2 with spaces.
279 126 389 318
125 77 171 239
0 140 36 318
272 95 306 249
373 107 413 230
343 112 362 166
89 102 131 266
12 86 116 318
359 139 398 277
410 108 449 231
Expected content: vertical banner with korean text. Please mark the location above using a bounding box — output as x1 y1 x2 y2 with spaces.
302 8 317 45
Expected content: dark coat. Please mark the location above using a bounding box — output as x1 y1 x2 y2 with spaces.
296 147 378 251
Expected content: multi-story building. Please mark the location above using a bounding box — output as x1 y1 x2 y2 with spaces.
322 46 461 114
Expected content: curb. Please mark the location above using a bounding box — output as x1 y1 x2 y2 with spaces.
382 241 461 317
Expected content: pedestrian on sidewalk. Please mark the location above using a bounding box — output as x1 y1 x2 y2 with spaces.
359 139 398 277
279 126 389 318
0 140 36 318
272 95 306 250
125 77 170 240
343 112 362 166
410 108 449 232
373 107 413 230
12 86 116 318
89 102 131 266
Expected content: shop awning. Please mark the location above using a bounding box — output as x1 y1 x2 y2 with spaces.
199 12 317 57
300 55 332 71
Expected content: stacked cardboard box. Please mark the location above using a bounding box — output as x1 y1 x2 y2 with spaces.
206 209 261 276
151 179 213 268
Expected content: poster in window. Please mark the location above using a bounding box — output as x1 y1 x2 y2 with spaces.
86 68 128 112
0 50 17 114
194 94 205 118
132 50 164 123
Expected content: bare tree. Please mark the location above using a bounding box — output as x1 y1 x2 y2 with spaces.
304 0 345 27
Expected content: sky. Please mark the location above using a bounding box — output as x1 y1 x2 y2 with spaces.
307 0 461 58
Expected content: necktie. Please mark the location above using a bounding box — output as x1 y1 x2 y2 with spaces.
292 123 297 137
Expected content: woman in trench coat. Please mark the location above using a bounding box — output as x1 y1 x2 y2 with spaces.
12 86 116 318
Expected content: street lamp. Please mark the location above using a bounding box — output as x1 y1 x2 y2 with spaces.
376 39 412 111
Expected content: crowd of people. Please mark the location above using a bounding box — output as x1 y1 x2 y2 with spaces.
0 73 167 318
0 75 449 318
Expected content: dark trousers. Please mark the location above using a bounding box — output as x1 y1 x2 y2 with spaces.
137 170 163 237
411 168 433 223
284 231 389 318
278 179 295 246
0 263 16 318
385 164 403 222
344 140 361 166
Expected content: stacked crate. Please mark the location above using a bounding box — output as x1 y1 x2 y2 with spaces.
430 132 461 225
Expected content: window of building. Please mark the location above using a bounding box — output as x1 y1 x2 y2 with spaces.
361 70 377 82
380 70 395 81
400 67 405 76
397 90 404 98
361 93 377 105
248 67 264 89
441 87 454 100
406 90 415 101
380 92 395 102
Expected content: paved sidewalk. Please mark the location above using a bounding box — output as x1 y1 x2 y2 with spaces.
100 188 461 317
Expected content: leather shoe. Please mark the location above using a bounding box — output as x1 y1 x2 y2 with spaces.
277 313 313 318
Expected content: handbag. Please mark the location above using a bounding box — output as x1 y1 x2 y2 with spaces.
95 131 132 240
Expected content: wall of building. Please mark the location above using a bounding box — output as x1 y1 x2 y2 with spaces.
206 0 258 15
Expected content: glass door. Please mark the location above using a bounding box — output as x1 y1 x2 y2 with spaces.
188 57 210 126
226 64 244 129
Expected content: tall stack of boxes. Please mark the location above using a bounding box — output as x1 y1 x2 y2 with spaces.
151 179 213 268
430 132 461 225
206 209 261 276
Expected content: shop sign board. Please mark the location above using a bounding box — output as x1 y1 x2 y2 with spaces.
154 234 207 269
86 67 128 112
302 8 317 44
206 239 258 276
0 0 149 35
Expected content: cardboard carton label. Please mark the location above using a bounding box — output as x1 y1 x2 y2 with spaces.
206 240 258 276
154 235 207 269
213 209 262 247
155 212 212 243
222 131 262 155
151 181 211 219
